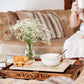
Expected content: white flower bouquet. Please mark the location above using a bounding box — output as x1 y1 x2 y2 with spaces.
10 19 51 60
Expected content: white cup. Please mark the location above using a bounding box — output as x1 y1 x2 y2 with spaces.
78 0 84 9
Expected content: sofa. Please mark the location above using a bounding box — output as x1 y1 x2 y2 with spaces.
0 10 79 56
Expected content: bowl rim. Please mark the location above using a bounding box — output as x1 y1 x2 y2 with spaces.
40 53 60 59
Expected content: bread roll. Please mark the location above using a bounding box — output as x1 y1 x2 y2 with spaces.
13 56 29 67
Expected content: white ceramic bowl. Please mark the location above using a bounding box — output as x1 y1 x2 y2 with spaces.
40 53 61 67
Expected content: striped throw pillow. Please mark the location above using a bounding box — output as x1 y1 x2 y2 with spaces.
16 11 64 39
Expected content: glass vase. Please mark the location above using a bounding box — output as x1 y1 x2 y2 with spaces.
25 44 35 60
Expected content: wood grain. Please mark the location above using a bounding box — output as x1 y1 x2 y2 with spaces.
0 60 83 80
64 0 72 9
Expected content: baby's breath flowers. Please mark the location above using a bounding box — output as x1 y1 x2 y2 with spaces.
10 19 51 60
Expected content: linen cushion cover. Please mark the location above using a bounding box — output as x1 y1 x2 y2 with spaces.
0 38 66 55
16 11 64 39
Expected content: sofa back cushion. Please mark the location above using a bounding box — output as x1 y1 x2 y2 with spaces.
54 10 79 38
0 12 19 41
16 10 79 38
16 11 64 39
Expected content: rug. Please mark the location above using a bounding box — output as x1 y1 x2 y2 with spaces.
0 79 42 84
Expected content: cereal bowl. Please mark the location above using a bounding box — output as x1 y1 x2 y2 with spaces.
40 53 62 67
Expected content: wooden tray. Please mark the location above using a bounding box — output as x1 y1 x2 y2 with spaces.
0 60 83 81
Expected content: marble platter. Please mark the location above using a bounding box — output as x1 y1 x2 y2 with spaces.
10 60 76 72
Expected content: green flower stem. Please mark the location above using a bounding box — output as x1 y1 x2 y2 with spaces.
28 44 34 60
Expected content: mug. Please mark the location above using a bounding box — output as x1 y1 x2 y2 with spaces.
78 0 84 9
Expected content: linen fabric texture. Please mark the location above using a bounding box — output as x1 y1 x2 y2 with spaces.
16 11 65 39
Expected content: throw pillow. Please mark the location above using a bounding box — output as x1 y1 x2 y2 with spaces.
16 11 33 20
16 11 64 39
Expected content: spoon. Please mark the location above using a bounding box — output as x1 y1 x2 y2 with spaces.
57 49 67 57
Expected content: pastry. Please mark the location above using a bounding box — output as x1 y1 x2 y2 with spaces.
13 56 29 67
13 56 23 62
22 56 29 62
14 61 25 67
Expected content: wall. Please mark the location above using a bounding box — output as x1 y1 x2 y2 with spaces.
31 0 64 10
0 0 64 12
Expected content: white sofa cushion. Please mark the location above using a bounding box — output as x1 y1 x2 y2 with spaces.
0 38 66 56
0 39 26 55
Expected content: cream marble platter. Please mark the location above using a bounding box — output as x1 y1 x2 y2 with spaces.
10 60 76 72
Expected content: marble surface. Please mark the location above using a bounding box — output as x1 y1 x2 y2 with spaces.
10 60 76 72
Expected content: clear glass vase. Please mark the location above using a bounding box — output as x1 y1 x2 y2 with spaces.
25 44 35 60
